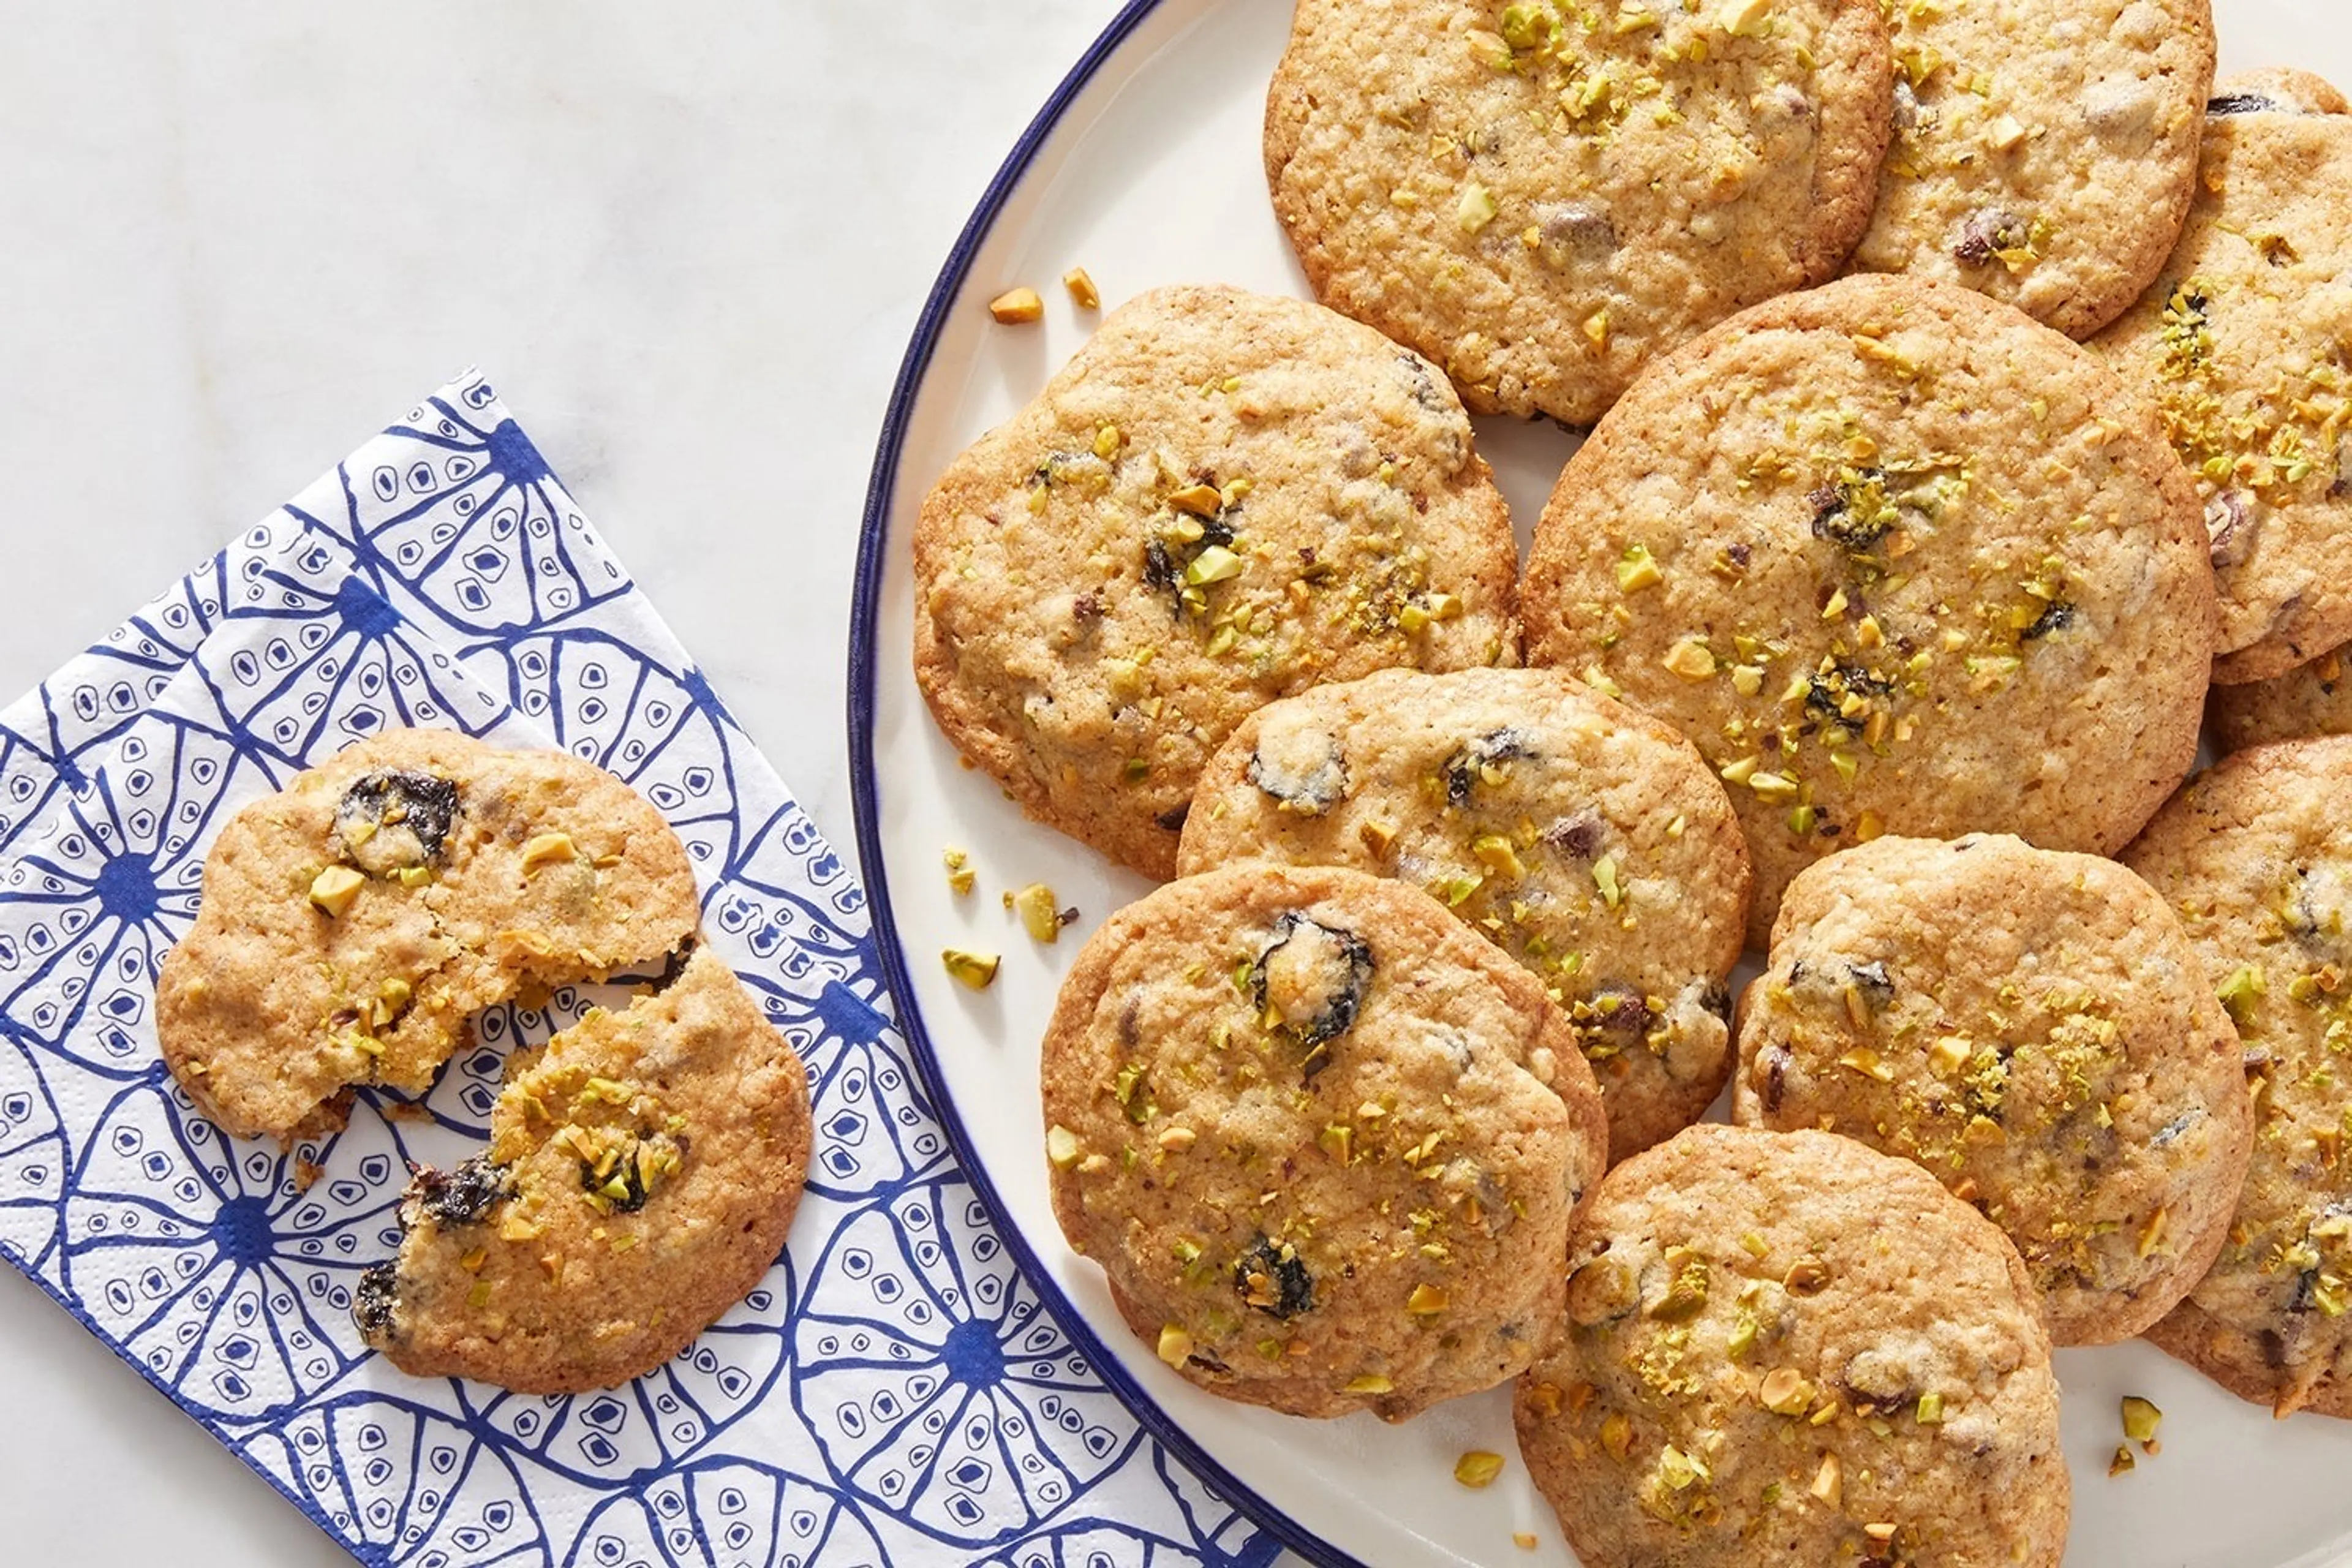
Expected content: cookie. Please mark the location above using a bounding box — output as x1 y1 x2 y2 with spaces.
1264 0 1892 426
913 284 1520 879
1522 274 2214 943
355 948 811 1392
1732 834 2250 1346
1513 1124 2068 1568
2122 736 2352 1417
2209 640 2352 753
157 729 701 1142
1041 862 1608 1421
1844 0 2213 339
1177 666 1749 1159
2089 70 2352 684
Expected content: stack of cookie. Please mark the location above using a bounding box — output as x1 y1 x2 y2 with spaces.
157 731 815 1394
912 2 2352 1561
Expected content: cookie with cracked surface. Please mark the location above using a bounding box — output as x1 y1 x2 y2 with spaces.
2089 70 2352 683
2122 736 2352 1417
1178 666 1749 1159
1513 1123 2068 1568
1732 834 2250 1346
1264 0 1892 426
1523 274 2214 943
913 284 1519 880
1041 862 1608 1421
1844 0 2212 339
157 728 701 1142
2209 640 2352 753
355 948 811 1392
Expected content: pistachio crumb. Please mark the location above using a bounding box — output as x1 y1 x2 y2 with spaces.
989 287 1044 325
1454 1451 1506 1489
942 948 1000 990
521 831 579 873
1012 883 1063 943
308 865 366 918
2120 1395 2162 1446
1047 1125 1084 1168
1157 1323 1194 1368
1062 268 1101 309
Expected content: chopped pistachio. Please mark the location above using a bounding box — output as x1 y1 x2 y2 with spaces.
1721 0 1773 36
1186 545 1245 586
2120 1395 2162 1445
1657 1444 1708 1491
1012 883 1063 943
1649 1246 1709 1319
520 831 578 873
1784 1257 1830 1295
1047 1124 1084 1168
1616 544 1665 593
1062 267 1101 310
988 287 1044 325
1916 1390 1945 1424
308 865 367 918
2108 1444 2136 1478
1359 819 1398 858
1408 1283 1450 1317
942 948 1000 990
1472 834 1528 880
1344 1373 1394 1396
1809 1451 1842 1506
1454 1450 1507 1490
943 848 976 897
1093 424 1123 461
2218 964 2266 1028
1599 1411 1633 1460
1167 482 1223 517
1664 638 1718 681
1759 1367 1814 1415
1593 856 1624 909
1457 183 1499 234
1157 1323 1194 1368
396 864 434 889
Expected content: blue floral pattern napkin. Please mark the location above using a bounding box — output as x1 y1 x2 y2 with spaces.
0 372 1276 1568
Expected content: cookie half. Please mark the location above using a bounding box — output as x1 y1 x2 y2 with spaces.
2122 737 2352 1416
1523 274 2214 942
1733 834 2250 1346
1041 863 1608 1421
1178 667 1749 1159
2090 70 2352 683
1514 1124 2068 1568
1265 0 1891 426
1845 0 2213 338
157 729 701 1141
355 948 810 1393
914 284 1519 878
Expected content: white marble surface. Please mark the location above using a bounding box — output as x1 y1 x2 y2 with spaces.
0 2 1133 1560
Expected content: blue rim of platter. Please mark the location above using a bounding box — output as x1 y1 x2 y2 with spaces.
846 4 1357 1565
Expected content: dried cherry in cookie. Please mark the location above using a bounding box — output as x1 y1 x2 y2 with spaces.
1041 863 1607 1421
1182 668 1749 1159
